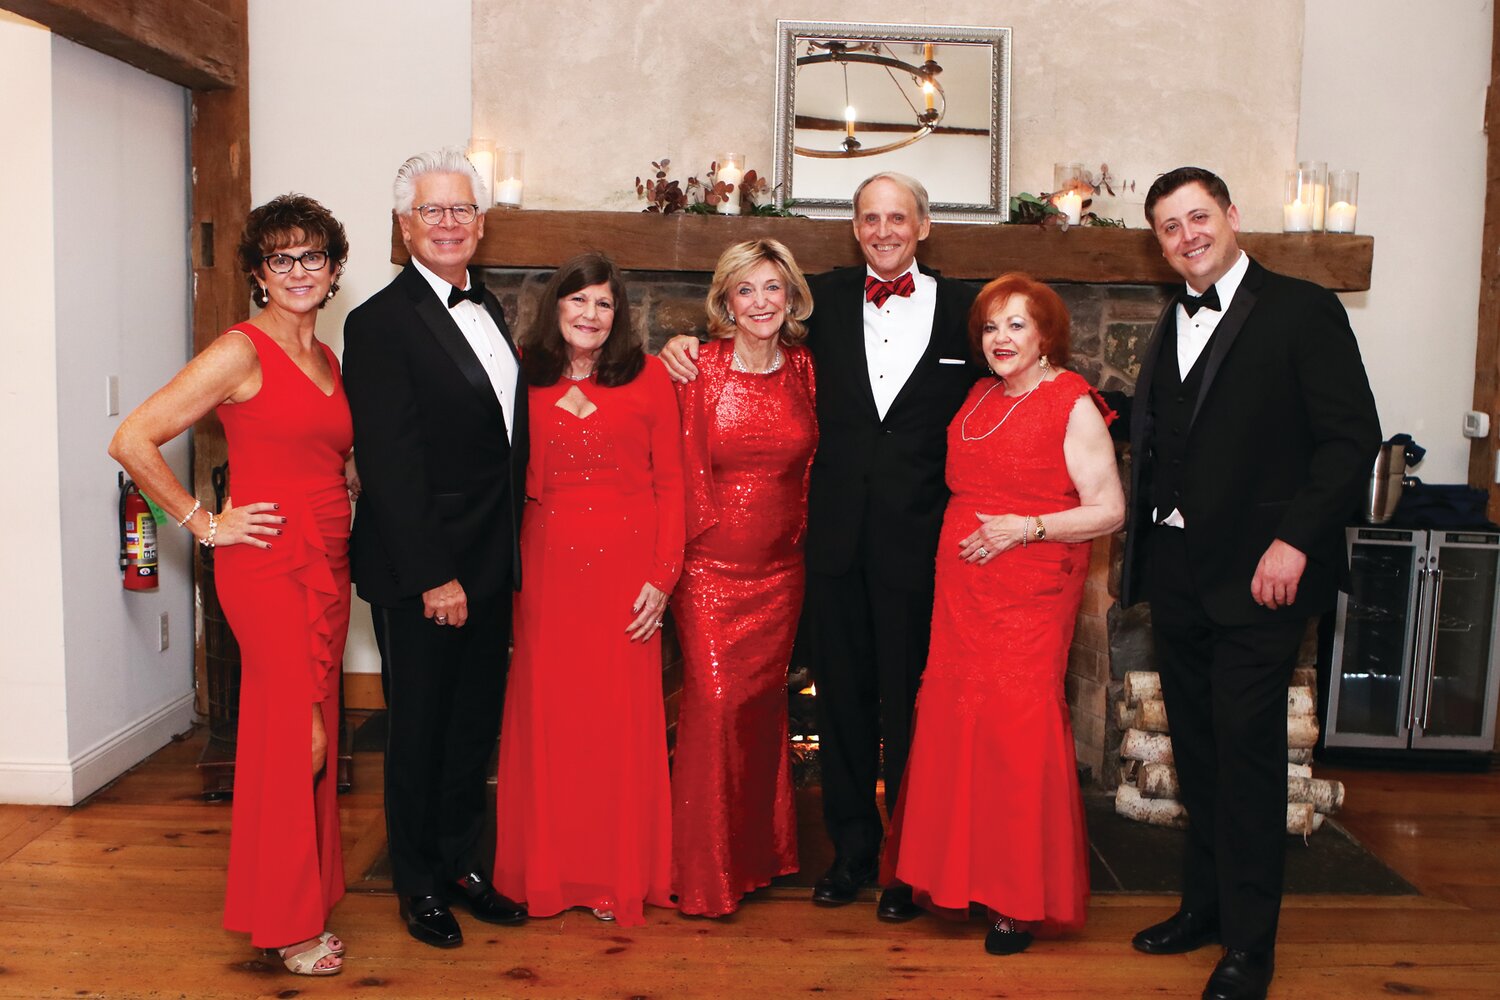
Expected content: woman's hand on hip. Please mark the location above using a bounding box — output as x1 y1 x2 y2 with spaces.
210 497 284 548
627 582 669 642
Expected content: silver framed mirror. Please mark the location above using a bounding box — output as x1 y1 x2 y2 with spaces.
773 20 1011 222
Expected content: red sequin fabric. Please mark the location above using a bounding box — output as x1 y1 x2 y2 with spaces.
671 339 817 916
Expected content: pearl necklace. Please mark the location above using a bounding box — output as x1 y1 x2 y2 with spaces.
732 347 783 374
959 376 1046 441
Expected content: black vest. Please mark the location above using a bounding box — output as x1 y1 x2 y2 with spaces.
1148 323 1217 521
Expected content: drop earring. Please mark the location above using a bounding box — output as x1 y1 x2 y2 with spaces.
1038 355 1051 370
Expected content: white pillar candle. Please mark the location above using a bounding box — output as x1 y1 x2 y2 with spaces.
496 177 523 208
1326 200 1357 233
468 150 495 205
1055 190 1083 225
718 155 743 216
1283 200 1312 232
1311 182 1326 230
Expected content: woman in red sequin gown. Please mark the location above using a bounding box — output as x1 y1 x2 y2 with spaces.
494 253 684 928
109 196 355 976
884 273 1124 955
672 240 817 916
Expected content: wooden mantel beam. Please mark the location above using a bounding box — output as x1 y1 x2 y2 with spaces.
392 210 1375 292
2 0 238 89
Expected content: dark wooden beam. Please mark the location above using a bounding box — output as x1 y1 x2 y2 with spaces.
1469 6 1500 519
2 0 238 89
393 210 1375 291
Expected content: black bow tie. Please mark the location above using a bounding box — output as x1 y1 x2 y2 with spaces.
1177 285 1221 317
447 283 484 308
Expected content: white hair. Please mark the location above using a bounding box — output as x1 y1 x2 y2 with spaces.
851 171 931 221
392 146 485 214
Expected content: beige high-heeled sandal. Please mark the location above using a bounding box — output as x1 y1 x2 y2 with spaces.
319 931 345 957
270 937 343 976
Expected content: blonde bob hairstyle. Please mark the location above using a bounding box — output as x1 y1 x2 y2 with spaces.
704 239 813 344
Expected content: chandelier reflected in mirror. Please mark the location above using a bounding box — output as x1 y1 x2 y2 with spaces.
793 40 946 159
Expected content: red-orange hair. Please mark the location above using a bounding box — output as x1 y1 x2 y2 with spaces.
967 272 1072 368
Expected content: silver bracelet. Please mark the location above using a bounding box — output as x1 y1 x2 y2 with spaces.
176 499 201 527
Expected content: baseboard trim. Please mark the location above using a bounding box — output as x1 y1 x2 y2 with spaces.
0 692 196 805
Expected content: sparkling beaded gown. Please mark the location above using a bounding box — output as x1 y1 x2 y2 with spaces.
215 323 351 948
671 339 817 916
494 357 684 928
885 369 1112 932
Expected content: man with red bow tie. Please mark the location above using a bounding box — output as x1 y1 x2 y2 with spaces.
662 172 980 915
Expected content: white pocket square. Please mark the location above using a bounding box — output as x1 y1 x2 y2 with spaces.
938 357 967 365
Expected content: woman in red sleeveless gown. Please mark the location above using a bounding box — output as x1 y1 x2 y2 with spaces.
672 240 817 916
884 273 1124 955
109 196 355 976
494 253 683 928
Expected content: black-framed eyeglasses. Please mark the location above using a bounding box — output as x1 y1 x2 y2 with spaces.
414 203 479 225
262 250 330 273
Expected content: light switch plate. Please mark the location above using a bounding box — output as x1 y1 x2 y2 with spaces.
1464 410 1490 439
106 375 119 416
158 612 169 652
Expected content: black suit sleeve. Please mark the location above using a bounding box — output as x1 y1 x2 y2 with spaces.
343 304 458 596
1274 289 1381 555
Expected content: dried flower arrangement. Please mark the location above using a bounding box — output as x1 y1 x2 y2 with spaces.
635 157 802 216
1010 162 1133 228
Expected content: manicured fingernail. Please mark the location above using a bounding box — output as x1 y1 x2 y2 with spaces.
276 529 283 535
273 504 280 509
281 517 288 523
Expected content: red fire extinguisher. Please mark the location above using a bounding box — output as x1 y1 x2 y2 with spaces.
120 474 159 591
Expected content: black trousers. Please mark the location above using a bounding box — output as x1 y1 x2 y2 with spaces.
805 566 934 865
375 592 510 898
1147 526 1304 954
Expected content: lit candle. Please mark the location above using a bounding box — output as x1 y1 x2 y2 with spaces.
496 176 523 208
468 150 495 204
1326 200 1357 233
1283 200 1312 232
1055 190 1083 225
845 105 857 138
922 79 935 112
718 153 743 216
1311 182 1326 230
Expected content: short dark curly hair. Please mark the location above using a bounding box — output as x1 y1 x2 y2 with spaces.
237 194 349 308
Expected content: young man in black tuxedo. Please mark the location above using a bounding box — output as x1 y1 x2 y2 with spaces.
1120 167 1380 1000
342 148 528 948
661 173 981 918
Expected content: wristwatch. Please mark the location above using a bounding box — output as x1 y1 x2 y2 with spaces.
1034 515 1047 542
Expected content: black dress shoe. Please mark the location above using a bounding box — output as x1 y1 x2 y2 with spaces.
400 895 462 949
1202 949 1274 1000
876 884 923 923
443 871 527 926
1132 909 1219 955
984 918 1034 956
811 857 877 906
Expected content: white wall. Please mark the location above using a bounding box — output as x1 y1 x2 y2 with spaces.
0 17 195 804
248 0 472 674
1299 0 1490 482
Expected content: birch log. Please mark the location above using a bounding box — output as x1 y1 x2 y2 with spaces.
1288 748 1313 765
1292 666 1317 690
1287 714 1319 749
1287 685 1315 716
1131 699 1171 733
1138 762 1179 800
1287 801 1316 837
1115 783 1188 829
1124 671 1161 706
1288 776 1346 815
1120 729 1174 764
1288 762 1313 779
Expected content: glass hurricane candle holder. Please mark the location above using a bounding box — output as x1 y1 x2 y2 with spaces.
1052 162 1086 225
1325 169 1359 234
496 148 524 209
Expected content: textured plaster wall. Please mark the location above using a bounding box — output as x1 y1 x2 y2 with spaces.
473 0 1304 230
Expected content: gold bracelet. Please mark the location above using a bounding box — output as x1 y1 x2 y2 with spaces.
1021 515 1031 548
1034 514 1047 542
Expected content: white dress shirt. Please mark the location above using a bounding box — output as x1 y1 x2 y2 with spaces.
412 257 518 444
864 262 937 419
1158 249 1250 528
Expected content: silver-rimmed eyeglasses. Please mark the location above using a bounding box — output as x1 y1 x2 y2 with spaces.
262 250 330 273
414 203 480 225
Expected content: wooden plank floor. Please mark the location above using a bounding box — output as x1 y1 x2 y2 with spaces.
0 732 1496 999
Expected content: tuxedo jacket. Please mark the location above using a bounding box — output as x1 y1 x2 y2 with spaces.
803 264 982 588
1120 258 1380 625
342 264 528 608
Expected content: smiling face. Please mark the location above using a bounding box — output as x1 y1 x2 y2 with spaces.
556 281 616 364
398 171 485 286
981 293 1046 389
726 260 788 345
1149 181 1242 293
257 239 338 316
852 177 931 280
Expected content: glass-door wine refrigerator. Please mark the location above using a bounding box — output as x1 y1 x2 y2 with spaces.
1325 527 1500 751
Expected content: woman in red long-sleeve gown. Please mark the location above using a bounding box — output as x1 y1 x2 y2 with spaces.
109 196 355 977
494 253 684 928
884 273 1124 956
671 239 817 916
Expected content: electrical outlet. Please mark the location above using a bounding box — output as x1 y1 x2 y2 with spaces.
1463 410 1490 439
158 612 169 652
106 375 119 416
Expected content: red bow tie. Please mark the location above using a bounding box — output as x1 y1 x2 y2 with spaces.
865 272 916 308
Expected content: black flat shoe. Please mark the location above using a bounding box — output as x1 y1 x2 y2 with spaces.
1202 948 1274 1000
400 894 462 949
811 857 877 906
984 917 1033 955
443 871 527 926
876 884 923 923
1132 909 1220 955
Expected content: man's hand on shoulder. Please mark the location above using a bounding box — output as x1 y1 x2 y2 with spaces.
659 335 702 383
1251 539 1307 611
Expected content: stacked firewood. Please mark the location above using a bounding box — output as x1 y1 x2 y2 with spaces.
1113 668 1345 836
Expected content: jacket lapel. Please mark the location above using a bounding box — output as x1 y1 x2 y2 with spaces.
403 265 503 415
1190 258 1263 426
879 263 946 420
1131 304 1172 455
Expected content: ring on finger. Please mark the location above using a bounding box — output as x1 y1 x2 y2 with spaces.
977 546 990 559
